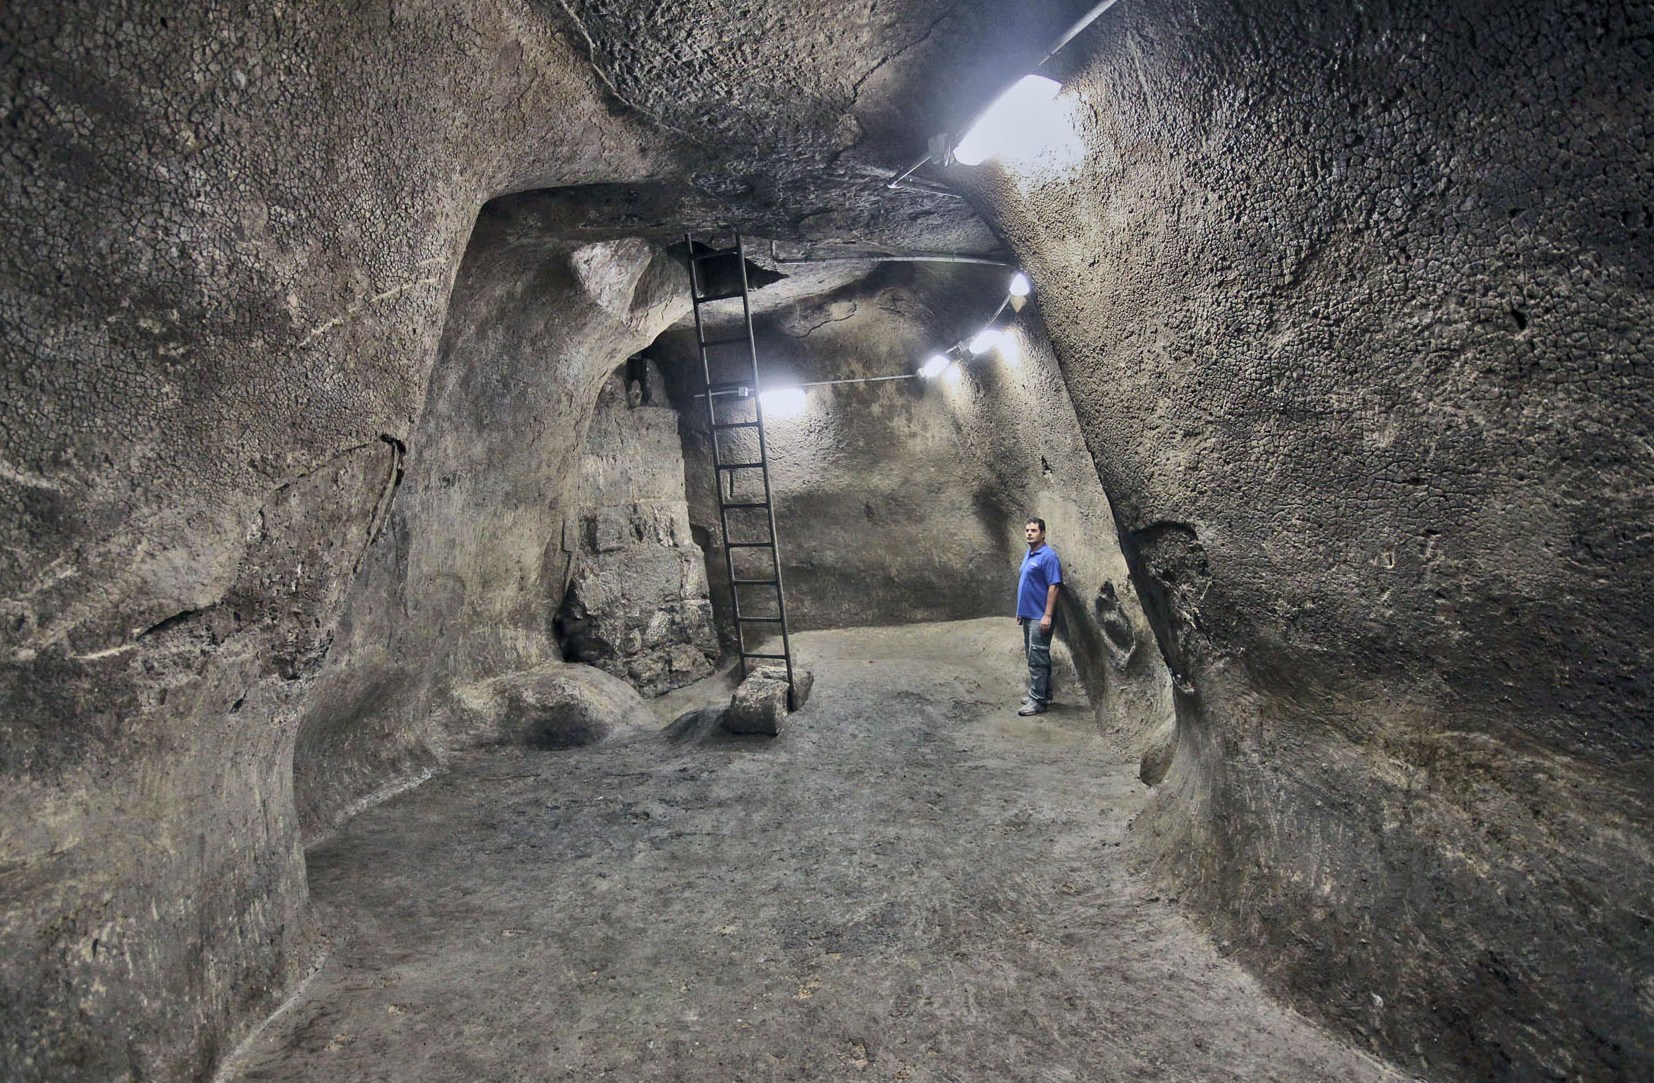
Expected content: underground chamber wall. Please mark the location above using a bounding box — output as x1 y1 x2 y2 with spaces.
952 0 1654 1076
651 261 1173 752
290 210 697 840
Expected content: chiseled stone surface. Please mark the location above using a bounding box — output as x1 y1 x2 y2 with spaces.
2 0 1649 1080
0 6 664 1079
0 4 1056 1076
724 664 814 736
292 223 690 842
968 1 1654 1078
724 671 791 736
558 368 719 697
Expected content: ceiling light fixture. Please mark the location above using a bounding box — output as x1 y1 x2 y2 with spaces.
952 75 1064 167
919 354 954 379
758 386 808 419
968 328 1005 356
884 1 1124 186
1008 271 1031 312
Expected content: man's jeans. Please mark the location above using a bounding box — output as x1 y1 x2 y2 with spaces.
1021 617 1052 704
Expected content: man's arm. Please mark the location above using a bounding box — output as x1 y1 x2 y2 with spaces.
1040 582 1059 635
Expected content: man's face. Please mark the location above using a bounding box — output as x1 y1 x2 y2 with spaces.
1025 522 1045 548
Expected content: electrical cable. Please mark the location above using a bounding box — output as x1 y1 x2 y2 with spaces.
1035 0 1125 69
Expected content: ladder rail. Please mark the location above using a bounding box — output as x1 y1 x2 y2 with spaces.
684 231 796 702
736 234 799 705
687 234 753 674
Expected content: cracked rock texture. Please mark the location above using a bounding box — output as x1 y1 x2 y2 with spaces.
723 664 814 736
968 0 1654 1078
557 362 720 696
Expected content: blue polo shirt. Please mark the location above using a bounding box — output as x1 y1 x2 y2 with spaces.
1017 544 1063 620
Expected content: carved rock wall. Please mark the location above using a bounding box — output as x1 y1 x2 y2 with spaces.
0 6 664 1078
557 363 719 696
293 221 689 839
663 266 1172 745
3 0 1041 1072
967 1 1654 1077
5 1 1649 1080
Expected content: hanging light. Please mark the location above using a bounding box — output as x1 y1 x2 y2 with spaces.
998 330 1023 366
952 75 1063 166
919 353 953 379
969 328 1005 356
758 386 807 419
893 2 1117 183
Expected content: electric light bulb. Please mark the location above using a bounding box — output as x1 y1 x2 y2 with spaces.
1009 272 1031 298
919 354 952 379
757 386 807 419
969 328 1003 356
953 75 1063 166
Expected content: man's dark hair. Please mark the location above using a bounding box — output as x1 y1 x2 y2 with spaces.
1026 517 1046 532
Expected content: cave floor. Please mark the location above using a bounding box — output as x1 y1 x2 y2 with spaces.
224 619 1399 1082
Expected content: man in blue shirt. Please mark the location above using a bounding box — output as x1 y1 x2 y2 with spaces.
1016 517 1062 715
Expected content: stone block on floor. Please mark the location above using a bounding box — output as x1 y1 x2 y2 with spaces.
722 664 813 735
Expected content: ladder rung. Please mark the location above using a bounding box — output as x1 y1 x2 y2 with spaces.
706 381 750 395
692 249 738 263
720 501 769 510
742 652 790 661
726 541 775 549
713 421 762 430
732 578 780 586
696 288 744 303
717 462 765 470
700 335 749 349
738 616 785 624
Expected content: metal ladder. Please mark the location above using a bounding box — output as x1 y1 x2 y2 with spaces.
684 232 797 707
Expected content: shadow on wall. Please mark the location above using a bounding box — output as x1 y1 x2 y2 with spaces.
971 483 1018 569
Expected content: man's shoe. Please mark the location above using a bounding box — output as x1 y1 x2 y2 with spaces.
1017 700 1047 716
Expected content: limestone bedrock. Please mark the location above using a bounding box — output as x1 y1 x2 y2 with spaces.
724 664 816 736
557 364 720 698
0 5 674 1079
452 661 662 750
1 0 1650 1080
1 2 1078 1076
962 0 1653 1078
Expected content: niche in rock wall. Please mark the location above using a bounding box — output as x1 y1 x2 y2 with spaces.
556 357 719 695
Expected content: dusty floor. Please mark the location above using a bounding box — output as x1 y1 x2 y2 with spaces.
223 620 1403 1082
